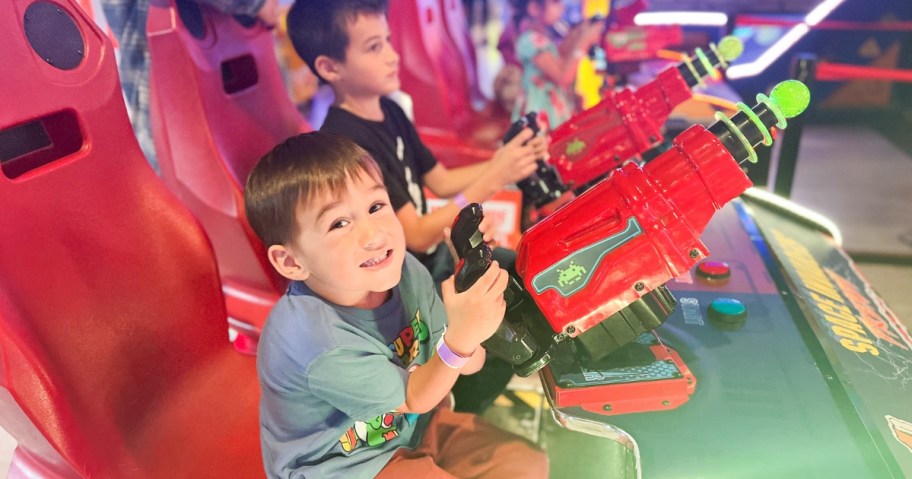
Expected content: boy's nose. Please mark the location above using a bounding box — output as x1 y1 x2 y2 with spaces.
387 46 400 65
359 220 384 249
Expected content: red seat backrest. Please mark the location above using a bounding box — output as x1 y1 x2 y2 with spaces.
0 1 259 477
389 0 474 132
147 0 309 336
438 0 483 104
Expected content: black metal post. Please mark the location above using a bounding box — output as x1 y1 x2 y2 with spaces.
772 53 817 198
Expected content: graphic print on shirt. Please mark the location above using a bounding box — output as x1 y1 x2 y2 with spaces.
397 135 425 215
390 308 430 367
337 308 428 453
339 412 409 452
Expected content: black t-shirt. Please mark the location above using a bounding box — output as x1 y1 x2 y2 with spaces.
320 97 437 215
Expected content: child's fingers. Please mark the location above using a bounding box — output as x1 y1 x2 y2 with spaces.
505 127 534 147
477 216 494 242
478 216 502 243
490 266 509 297
529 135 549 154
515 144 541 165
518 151 540 170
442 226 459 269
471 260 504 296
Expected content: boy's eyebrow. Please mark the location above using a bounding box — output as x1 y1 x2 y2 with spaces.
313 184 387 224
314 200 342 225
361 33 382 46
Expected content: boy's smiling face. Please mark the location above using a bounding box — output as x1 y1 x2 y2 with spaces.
277 169 406 309
331 12 400 99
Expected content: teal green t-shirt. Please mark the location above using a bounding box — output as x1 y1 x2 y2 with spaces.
257 253 447 478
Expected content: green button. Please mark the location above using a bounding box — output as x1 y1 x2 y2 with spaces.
708 298 747 324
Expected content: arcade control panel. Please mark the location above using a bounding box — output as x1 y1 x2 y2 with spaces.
536 192 912 478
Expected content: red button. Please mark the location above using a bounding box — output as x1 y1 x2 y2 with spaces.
697 260 731 280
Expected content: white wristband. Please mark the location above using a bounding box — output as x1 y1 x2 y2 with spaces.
436 333 472 369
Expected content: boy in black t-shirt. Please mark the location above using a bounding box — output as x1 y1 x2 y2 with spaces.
287 0 547 415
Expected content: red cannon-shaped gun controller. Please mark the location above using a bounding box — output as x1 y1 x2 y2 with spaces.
548 36 744 191
452 80 810 377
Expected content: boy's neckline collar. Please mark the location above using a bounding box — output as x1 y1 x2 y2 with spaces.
289 280 397 313
334 97 385 122
332 103 387 125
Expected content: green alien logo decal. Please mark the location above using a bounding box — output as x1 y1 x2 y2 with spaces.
532 217 643 298
566 138 586 156
557 261 587 288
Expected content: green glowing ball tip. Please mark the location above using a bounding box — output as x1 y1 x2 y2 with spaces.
716 36 744 62
769 80 811 118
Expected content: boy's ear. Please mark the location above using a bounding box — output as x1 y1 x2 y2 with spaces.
314 54 343 83
267 244 310 281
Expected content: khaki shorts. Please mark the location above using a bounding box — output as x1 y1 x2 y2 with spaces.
376 408 548 478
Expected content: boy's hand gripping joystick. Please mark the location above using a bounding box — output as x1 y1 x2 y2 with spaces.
450 204 518 303
504 112 567 210
450 204 554 375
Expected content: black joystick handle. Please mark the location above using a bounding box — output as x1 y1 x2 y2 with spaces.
503 112 539 145
504 112 567 209
451 204 494 294
454 247 493 294
450 204 522 305
450 203 485 260
450 206 551 372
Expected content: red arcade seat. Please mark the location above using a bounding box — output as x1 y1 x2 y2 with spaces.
388 0 509 167
438 0 484 107
0 1 261 477
147 0 309 352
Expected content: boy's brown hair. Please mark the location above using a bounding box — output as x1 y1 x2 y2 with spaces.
286 0 388 82
244 132 383 248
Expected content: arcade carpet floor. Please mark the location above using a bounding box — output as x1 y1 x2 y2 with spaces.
1 124 910 477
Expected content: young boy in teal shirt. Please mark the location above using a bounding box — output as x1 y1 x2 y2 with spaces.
245 132 547 477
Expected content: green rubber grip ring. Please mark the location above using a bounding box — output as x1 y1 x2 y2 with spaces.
756 93 788 129
695 47 720 80
736 101 772 146
715 110 758 163
682 56 705 88
709 42 728 69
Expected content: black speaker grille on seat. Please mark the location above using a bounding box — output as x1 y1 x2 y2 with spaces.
23 1 85 71
221 55 259 94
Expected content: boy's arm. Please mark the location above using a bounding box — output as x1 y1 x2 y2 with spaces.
395 347 484 414
397 202 463 253
461 347 486 374
423 129 544 199
423 162 489 198
399 154 504 252
398 140 537 252
396 266 507 414
400 158 507 252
